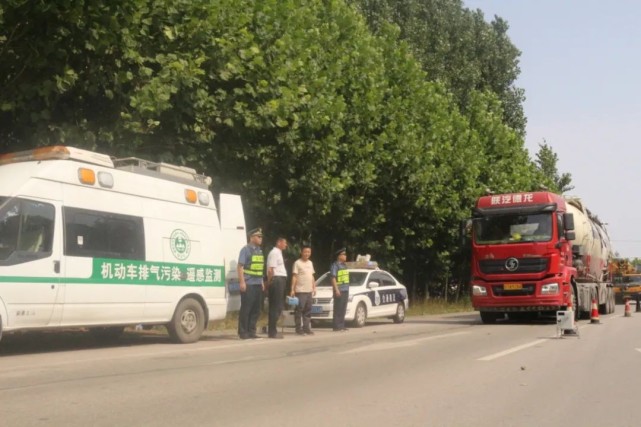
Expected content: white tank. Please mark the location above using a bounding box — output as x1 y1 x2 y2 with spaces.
565 197 611 282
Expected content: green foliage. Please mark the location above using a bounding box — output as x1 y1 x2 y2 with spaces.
534 141 574 193
0 0 545 299
350 0 526 136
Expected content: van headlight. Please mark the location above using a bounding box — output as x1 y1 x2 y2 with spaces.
472 285 487 296
541 283 559 295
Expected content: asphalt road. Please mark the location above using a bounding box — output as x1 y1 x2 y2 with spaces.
1 306 640 427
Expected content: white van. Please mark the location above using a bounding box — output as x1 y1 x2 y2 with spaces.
0 146 246 343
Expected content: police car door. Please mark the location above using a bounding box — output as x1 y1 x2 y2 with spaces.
376 271 400 316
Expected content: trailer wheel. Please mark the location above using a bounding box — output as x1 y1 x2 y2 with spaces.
167 298 205 344
599 300 607 315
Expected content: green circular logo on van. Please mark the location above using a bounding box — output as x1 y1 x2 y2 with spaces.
170 229 191 260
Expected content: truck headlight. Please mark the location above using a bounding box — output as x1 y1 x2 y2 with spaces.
472 285 487 296
541 283 559 295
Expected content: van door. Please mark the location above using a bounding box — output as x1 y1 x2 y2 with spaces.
219 194 246 312
0 196 62 327
61 205 146 325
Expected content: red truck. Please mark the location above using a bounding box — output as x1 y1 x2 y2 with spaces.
468 191 615 323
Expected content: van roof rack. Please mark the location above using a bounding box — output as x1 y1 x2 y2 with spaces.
112 157 212 189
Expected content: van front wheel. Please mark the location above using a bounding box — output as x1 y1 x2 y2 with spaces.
167 298 205 343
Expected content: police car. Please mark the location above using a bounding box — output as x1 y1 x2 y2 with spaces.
311 262 409 327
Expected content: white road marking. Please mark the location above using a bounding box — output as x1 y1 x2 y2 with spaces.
340 331 470 354
477 339 548 361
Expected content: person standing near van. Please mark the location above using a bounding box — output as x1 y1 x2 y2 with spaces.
266 236 288 339
290 245 316 335
331 248 349 331
238 228 265 340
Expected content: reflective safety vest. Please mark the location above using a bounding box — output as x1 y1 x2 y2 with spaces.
246 253 264 277
337 268 349 285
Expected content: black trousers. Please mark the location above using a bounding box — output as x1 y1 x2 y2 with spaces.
268 276 286 336
333 288 349 330
238 284 262 338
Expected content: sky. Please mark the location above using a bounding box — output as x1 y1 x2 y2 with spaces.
463 0 641 258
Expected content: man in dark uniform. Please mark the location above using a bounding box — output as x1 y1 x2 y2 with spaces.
330 248 349 331
237 227 265 339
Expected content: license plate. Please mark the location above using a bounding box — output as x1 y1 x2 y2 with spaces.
311 305 323 314
504 283 522 290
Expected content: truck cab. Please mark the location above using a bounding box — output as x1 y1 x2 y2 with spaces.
469 192 577 323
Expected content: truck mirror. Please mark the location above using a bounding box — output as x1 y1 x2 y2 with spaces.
565 231 576 241
563 213 575 231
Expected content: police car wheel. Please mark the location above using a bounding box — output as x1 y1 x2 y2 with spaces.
393 303 405 323
168 298 205 343
352 303 367 328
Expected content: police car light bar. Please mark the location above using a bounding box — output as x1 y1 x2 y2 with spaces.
345 261 379 270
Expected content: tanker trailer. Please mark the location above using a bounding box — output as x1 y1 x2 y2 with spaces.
565 197 616 315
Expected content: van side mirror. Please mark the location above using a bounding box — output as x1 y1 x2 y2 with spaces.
563 213 575 231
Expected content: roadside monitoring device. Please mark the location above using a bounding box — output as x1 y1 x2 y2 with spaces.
556 310 579 338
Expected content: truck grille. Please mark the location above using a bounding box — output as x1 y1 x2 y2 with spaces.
479 258 548 274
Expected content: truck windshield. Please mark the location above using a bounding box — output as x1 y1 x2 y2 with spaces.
474 213 553 244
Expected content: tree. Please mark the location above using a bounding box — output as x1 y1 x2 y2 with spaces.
349 0 527 136
534 141 574 193
0 0 549 299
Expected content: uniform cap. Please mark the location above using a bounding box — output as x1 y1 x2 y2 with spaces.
335 247 346 257
248 227 263 237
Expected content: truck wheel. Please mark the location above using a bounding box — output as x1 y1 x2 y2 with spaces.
352 303 367 328
393 303 406 323
167 298 205 343
480 312 502 324
571 287 579 320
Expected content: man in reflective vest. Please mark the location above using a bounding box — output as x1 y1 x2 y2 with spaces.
331 248 349 331
238 227 265 339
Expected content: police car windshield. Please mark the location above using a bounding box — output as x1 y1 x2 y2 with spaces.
316 271 368 287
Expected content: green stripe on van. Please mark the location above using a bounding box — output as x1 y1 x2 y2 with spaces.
0 257 226 287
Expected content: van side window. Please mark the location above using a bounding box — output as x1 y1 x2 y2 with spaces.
63 207 145 260
0 197 55 264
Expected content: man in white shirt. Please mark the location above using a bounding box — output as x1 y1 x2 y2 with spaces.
290 245 316 335
266 237 288 338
